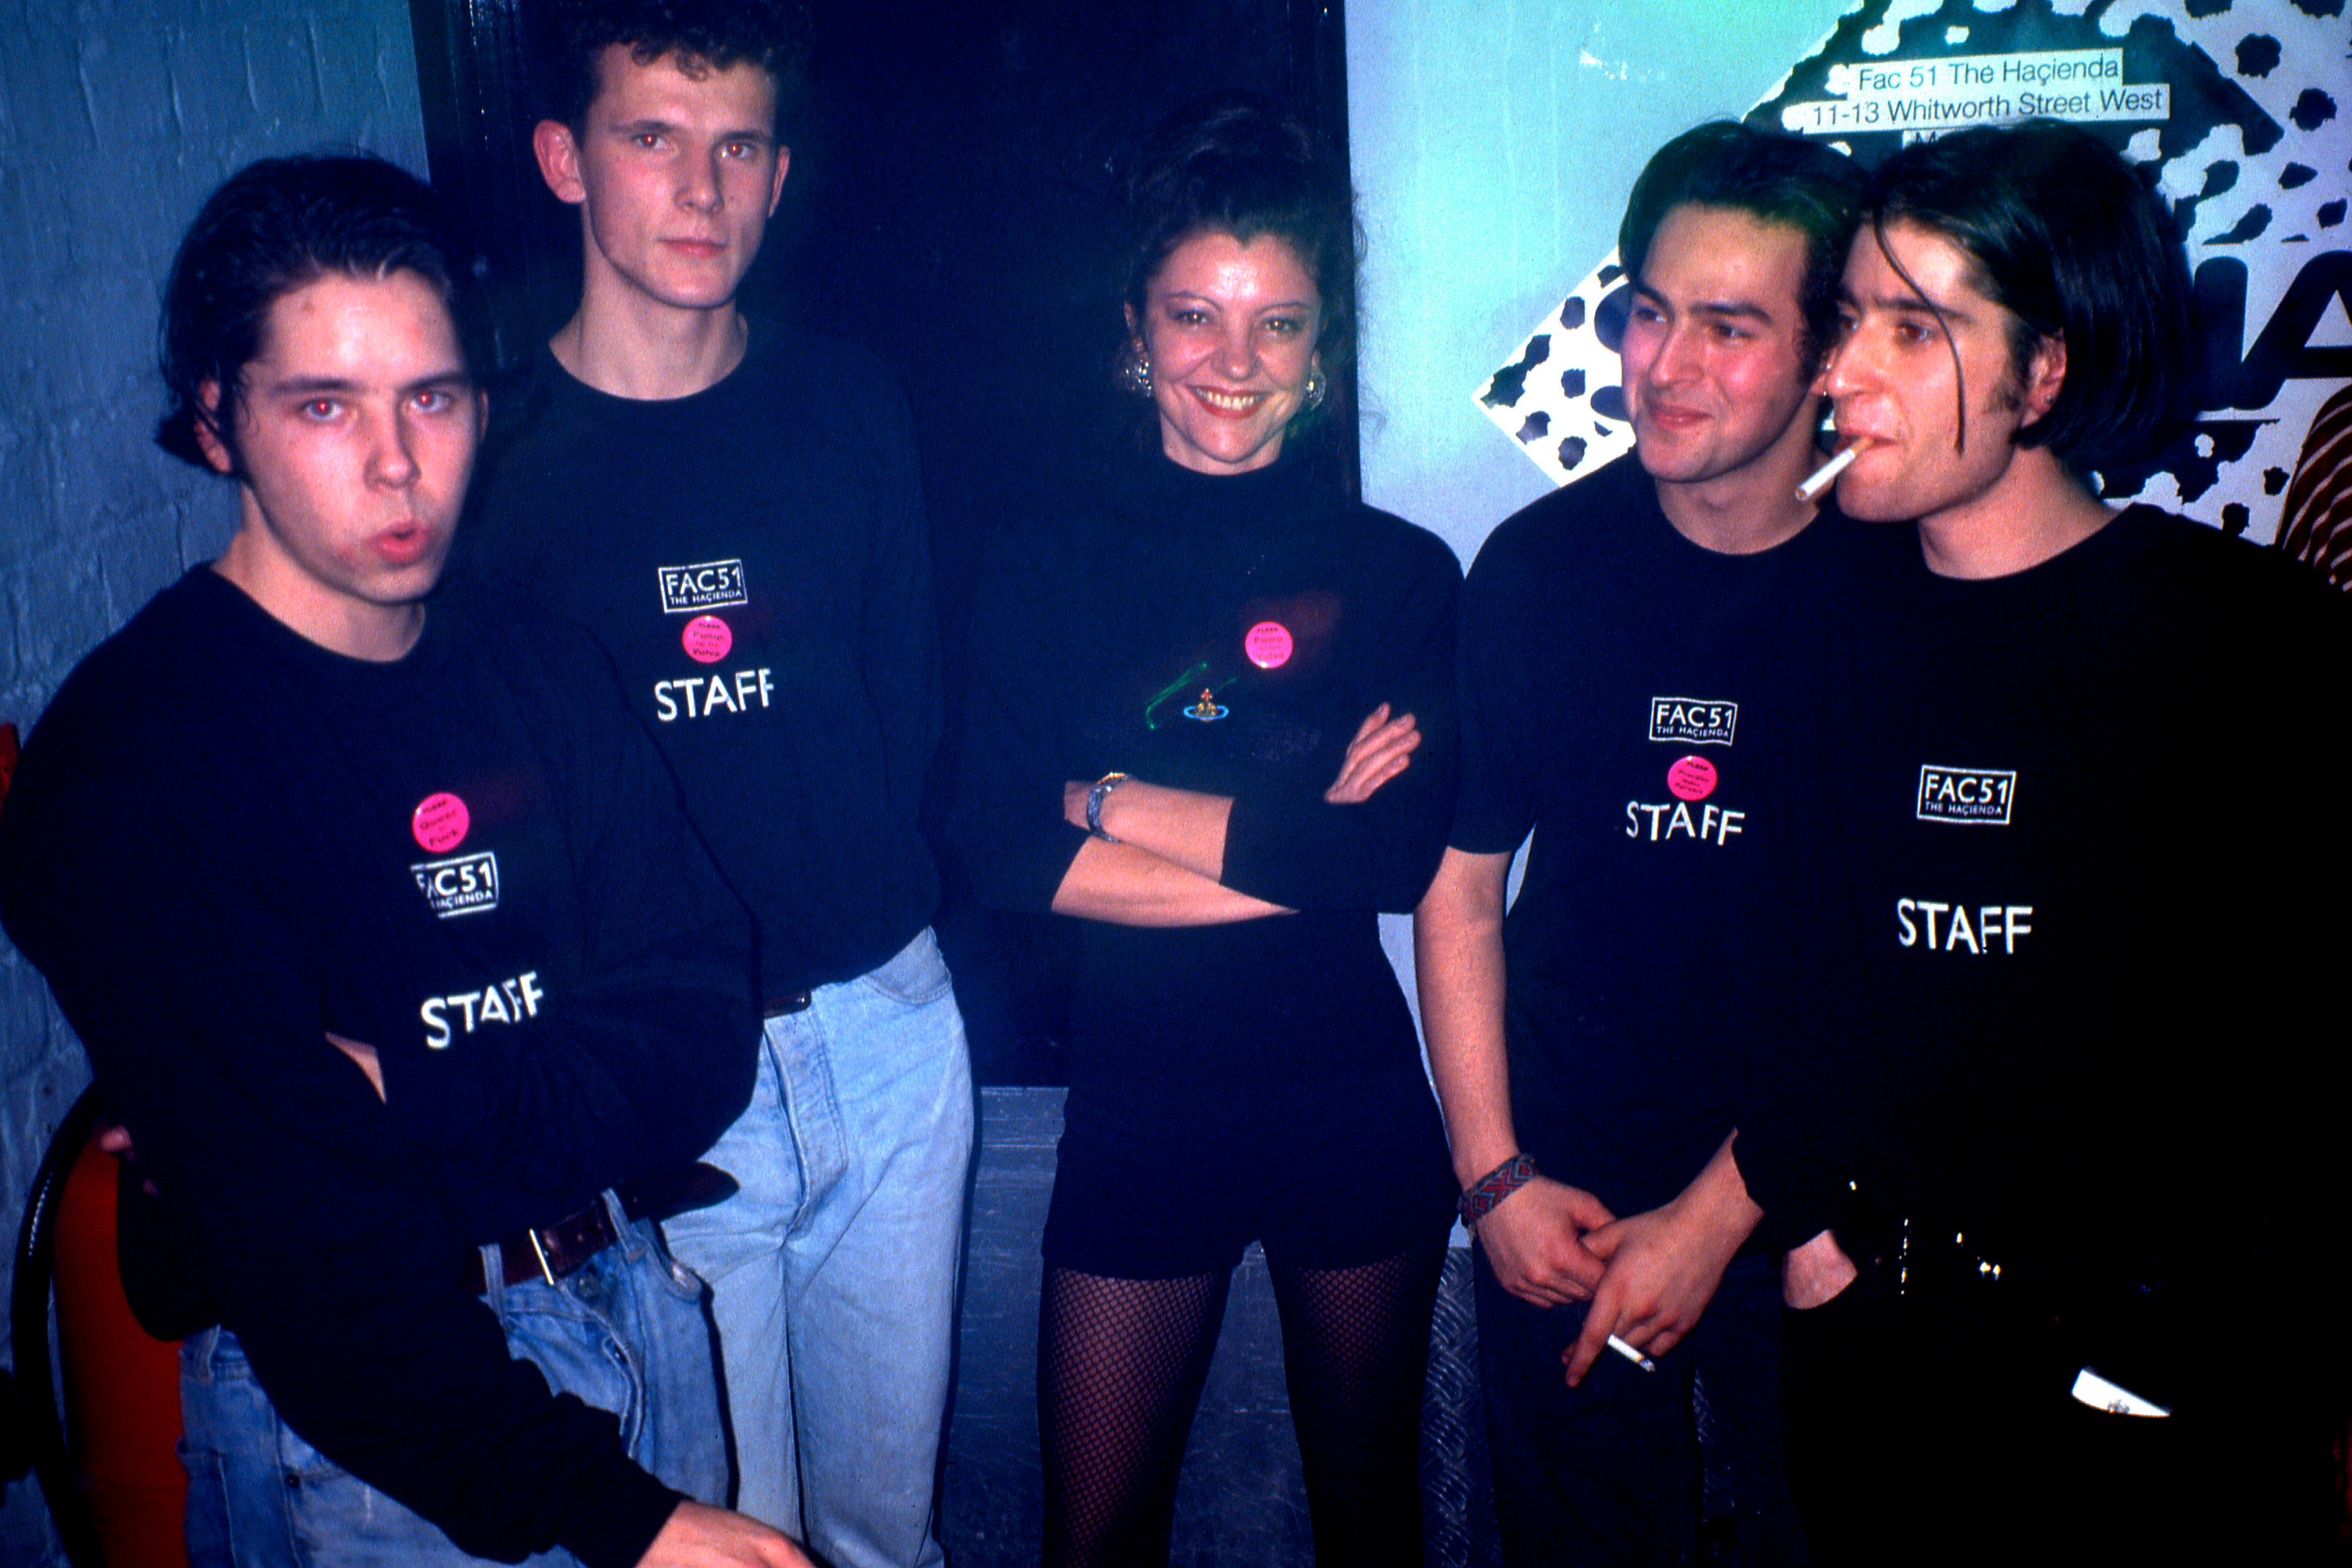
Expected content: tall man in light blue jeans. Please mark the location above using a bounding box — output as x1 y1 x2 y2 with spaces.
457 5 973 1564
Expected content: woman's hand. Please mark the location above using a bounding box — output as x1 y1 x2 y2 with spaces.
1323 704 1420 804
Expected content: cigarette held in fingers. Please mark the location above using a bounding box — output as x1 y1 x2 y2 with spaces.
1796 441 1862 502
1607 1334 1657 1373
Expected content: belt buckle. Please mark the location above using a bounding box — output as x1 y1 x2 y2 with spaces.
527 1228 559 1287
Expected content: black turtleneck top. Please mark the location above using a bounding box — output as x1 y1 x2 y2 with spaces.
952 451 1460 1084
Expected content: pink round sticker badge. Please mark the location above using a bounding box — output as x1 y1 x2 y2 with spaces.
1244 621 1293 670
682 615 734 664
1666 755 1717 802
412 791 470 852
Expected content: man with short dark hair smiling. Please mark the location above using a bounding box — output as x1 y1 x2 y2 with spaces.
1416 122 1869 1564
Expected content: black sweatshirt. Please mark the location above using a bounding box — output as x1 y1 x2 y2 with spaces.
1449 455 1898 1233
459 326 943 997
953 451 1459 1084
0 571 759 1568
1781 508 2349 1269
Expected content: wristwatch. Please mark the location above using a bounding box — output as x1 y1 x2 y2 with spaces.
1086 772 1128 841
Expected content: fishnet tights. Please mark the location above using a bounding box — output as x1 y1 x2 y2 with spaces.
1038 1237 1445 1566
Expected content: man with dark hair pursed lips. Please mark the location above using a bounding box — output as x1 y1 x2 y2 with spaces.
0 154 810 1568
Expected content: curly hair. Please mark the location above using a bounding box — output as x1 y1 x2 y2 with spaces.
1122 93 1362 442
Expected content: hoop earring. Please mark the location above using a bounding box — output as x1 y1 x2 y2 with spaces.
1301 365 1328 412
1118 347 1153 398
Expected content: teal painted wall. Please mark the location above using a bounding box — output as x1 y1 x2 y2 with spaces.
1349 0 1864 559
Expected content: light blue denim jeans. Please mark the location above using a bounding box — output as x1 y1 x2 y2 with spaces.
179 1200 726 1567
660 926 975 1568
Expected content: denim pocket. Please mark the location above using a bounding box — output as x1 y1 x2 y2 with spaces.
857 927 953 1006
272 1420 346 1486
176 1443 238 1568
640 1221 711 1303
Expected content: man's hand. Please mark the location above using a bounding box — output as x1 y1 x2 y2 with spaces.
1562 1134 1761 1386
1475 1176 1616 1307
1782 1228 1858 1309
637 1501 814 1568
1323 703 1420 804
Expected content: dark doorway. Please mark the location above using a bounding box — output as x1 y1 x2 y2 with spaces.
408 0 1353 1084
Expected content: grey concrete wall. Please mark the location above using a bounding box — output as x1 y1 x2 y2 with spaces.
0 5 425 1560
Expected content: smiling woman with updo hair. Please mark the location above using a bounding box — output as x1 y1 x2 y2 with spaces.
951 92 1462 1568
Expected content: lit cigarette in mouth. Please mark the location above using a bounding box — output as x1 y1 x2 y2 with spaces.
1796 441 1862 502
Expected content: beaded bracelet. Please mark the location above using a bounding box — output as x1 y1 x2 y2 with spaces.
1457 1152 1538 1224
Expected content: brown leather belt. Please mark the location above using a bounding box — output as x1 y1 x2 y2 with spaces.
762 991 812 1019
474 1161 737 1292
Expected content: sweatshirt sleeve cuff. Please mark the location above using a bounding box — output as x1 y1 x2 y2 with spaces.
557 1458 685 1568
1733 1127 1844 1254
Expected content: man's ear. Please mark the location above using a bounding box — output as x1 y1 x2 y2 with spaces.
532 119 587 206
192 382 235 476
2019 333 2066 427
767 147 790 218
